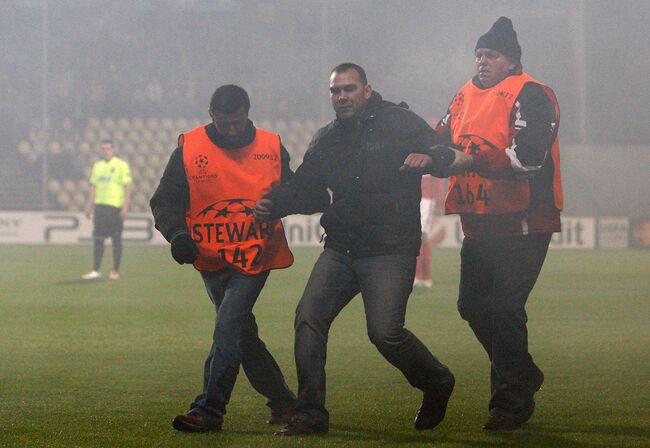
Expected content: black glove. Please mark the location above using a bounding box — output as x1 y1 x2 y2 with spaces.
427 144 456 176
170 232 199 265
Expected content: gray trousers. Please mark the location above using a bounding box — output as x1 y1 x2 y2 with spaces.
293 248 452 427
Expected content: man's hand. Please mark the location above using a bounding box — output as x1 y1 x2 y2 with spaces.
401 145 474 177
119 207 128 220
170 233 199 265
84 206 92 220
254 198 274 221
400 153 433 173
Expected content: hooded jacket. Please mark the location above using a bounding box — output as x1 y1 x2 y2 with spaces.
266 91 440 257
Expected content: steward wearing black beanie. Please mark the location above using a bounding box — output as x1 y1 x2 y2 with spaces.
475 16 522 63
428 16 564 431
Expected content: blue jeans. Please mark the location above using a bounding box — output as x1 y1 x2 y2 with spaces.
190 269 296 421
293 249 452 427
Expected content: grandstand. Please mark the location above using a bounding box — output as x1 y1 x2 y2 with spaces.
12 118 323 212
1 1 649 220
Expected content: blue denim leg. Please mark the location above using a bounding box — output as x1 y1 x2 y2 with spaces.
240 316 296 411
190 269 294 420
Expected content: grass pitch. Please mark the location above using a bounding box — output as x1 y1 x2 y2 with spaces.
0 245 649 447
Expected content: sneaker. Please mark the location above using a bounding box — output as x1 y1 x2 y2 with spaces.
172 410 222 433
267 408 294 425
413 279 423 288
109 270 120 280
414 373 455 430
82 270 101 280
275 419 328 436
422 280 433 288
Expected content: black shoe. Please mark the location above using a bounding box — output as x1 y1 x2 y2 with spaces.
529 367 544 394
275 419 328 436
516 367 542 424
414 373 455 430
172 410 222 432
483 414 522 431
267 407 294 425
519 399 536 424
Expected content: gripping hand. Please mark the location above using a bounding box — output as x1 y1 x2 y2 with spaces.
427 144 456 175
170 233 199 265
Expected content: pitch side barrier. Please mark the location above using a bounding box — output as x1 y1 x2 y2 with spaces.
0 212 644 250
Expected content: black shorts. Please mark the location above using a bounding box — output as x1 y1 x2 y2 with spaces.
93 204 123 238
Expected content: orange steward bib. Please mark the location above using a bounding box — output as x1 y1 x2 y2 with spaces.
182 125 293 274
446 73 562 215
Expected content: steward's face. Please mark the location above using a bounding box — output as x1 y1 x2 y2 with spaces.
211 107 249 143
475 48 516 88
329 69 372 121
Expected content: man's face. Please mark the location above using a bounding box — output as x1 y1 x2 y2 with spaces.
101 143 114 161
329 69 372 121
211 107 249 143
475 48 516 88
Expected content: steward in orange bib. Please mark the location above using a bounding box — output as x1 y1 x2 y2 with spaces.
150 85 328 433
404 17 562 431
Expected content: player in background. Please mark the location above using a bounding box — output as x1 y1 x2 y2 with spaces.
150 84 327 433
414 175 447 288
82 139 132 280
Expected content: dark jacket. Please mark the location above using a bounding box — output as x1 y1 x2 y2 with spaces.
266 91 440 257
150 121 328 242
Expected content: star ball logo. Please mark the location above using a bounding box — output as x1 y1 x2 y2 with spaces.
197 199 256 219
194 154 209 169
188 153 218 182
454 92 465 107
457 134 497 155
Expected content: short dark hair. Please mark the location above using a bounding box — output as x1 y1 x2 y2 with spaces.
330 62 368 85
209 84 250 115
100 139 113 146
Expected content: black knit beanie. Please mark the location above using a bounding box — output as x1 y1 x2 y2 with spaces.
475 17 521 61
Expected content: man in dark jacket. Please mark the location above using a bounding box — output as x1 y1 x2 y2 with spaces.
255 63 455 436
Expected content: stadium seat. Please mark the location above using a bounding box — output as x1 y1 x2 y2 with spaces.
161 118 174 130
72 191 85 209
145 118 160 129
112 129 125 143
175 118 189 130
117 118 130 131
17 141 32 159
132 117 145 131
47 179 61 194
87 117 101 130
79 142 91 155
102 117 116 130
57 191 71 208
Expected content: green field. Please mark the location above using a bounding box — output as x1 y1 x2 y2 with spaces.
1 245 649 447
